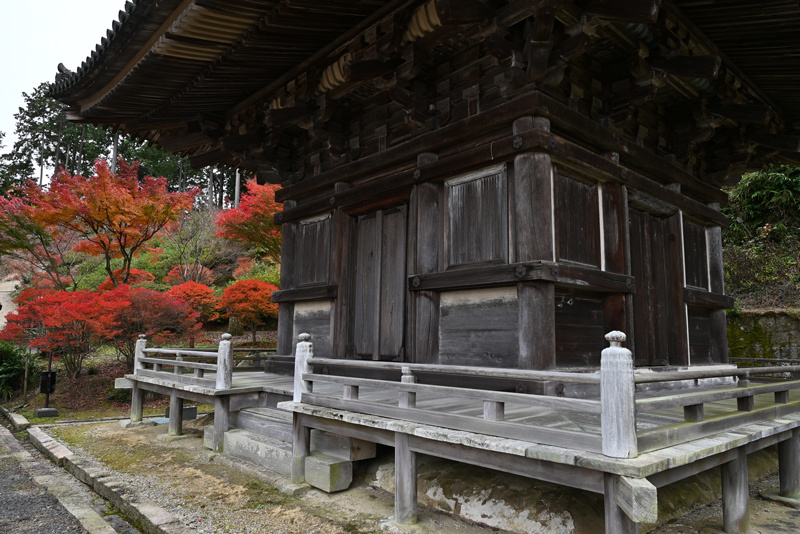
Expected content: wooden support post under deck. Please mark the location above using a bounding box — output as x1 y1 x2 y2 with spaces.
130 382 144 423
168 394 183 436
292 412 310 484
779 428 800 499
395 433 418 524
603 474 639 534
721 447 750 534
212 396 229 453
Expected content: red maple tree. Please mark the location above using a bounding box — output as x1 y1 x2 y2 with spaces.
97 268 155 291
166 281 220 323
218 279 278 343
215 180 282 259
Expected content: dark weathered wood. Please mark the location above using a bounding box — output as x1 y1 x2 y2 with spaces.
556 293 607 368
683 288 735 309
294 216 332 286
682 221 708 290
278 221 297 356
721 447 750 534
333 208 355 359
513 151 555 262
271 285 338 303
649 54 721 79
518 282 556 370
779 428 800 499
556 174 600 267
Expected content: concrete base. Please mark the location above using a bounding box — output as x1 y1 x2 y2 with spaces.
760 490 800 509
35 408 59 418
311 430 377 461
305 452 353 493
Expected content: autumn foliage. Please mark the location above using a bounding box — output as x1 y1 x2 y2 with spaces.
215 180 282 259
166 281 219 322
0 289 130 378
219 279 278 342
98 268 155 291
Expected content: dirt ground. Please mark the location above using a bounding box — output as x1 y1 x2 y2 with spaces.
46 420 510 534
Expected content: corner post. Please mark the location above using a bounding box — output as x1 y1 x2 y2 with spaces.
395 432 418 524
291 412 310 484
212 396 229 453
601 331 638 458
779 428 800 499
216 333 233 390
293 333 313 402
604 474 640 534
130 335 146 423
134 334 146 374
722 447 750 533
168 394 184 436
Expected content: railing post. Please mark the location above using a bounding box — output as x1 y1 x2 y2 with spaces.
601 331 638 458
293 333 313 402
134 334 147 374
400 367 416 409
215 333 233 390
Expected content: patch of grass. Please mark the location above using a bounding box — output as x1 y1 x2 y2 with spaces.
244 479 289 508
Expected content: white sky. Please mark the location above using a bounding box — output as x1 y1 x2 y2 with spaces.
0 0 125 150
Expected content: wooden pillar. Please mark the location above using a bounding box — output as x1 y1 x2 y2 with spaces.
130 382 144 423
604 474 639 534
707 219 729 364
215 333 233 389
277 218 297 356
667 212 689 366
168 394 183 436
292 412 310 484
395 433 418 524
779 429 800 499
513 117 556 370
333 207 354 359
410 179 440 364
293 333 313 402
212 396 229 453
518 282 556 369
721 447 750 534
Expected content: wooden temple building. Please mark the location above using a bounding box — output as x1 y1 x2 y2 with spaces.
52 1 800 532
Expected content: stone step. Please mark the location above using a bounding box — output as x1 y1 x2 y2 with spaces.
223 429 293 477
230 408 293 443
305 452 353 493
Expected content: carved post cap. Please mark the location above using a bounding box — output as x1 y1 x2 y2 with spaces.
298 333 311 342
605 331 627 345
221 333 232 340
138 334 147 339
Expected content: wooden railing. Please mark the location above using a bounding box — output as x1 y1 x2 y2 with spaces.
134 333 234 389
292 332 800 458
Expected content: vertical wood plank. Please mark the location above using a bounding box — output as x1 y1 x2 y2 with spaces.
130 382 144 423
212 396 229 453
168 394 183 436
721 447 750 534
779 428 800 499
380 208 407 359
604 474 640 534
292 412 310 484
395 433 418 524
513 151 554 262
707 220 729 364
354 214 378 357
601 182 626 274
278 221 297 356
518 282 555 369
411 183 440 364
333 209 354 358
666 212 689 366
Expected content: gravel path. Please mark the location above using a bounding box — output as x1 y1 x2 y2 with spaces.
0 432 88 534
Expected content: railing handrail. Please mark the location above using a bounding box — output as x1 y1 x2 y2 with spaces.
133 333 233 389
137 356 218 371
306 357 601 384
142 348 219 358
634 365 800 384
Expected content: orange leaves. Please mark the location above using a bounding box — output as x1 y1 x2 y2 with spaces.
166 281 219 322
218 279 278 336
215 180 282 259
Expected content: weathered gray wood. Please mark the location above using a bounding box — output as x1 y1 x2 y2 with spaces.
601 332 638 458
738 395 755 412
277 221 297 356
409 435 605 493
332 208 353 359
271 285 338 303
130 382 144 423
292 412 310 484
212 396 229 453
684 404 705 422
604 474 640 534
779 428 800 499
399 367 416 409
410 181 440 364
615 476 657 524
137 357 217 371
215 333 233 390
518 282 556 370
483 401 504 421
293 334 313 402
306 357 601 384
169 395 183 436
305 373 602 413
134 335 146 374
301 392 603 452
395 432 417 524
637 380 800 410
556 174 600 267
143 348 218 357
721 447 750 534
343 385 359 400
294 215 331 286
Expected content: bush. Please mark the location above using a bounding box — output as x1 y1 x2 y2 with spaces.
0 341 35 401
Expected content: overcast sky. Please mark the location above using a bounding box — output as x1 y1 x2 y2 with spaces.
0 1 125 149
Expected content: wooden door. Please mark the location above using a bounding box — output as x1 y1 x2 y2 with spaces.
353 206 407 360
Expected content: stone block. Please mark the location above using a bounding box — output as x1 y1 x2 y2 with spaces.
310 429 376 461
164 405 198 420
6 412 30 430
305 452 353 493
35 407 59 418
203 425 213 449
224 429 292 476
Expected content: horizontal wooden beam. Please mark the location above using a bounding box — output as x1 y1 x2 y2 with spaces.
271 284 338 303
581 0 660 23
683 288 735 309
707 104 772 125
615 476 658 524
749 133 800 153
649 55 721 79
